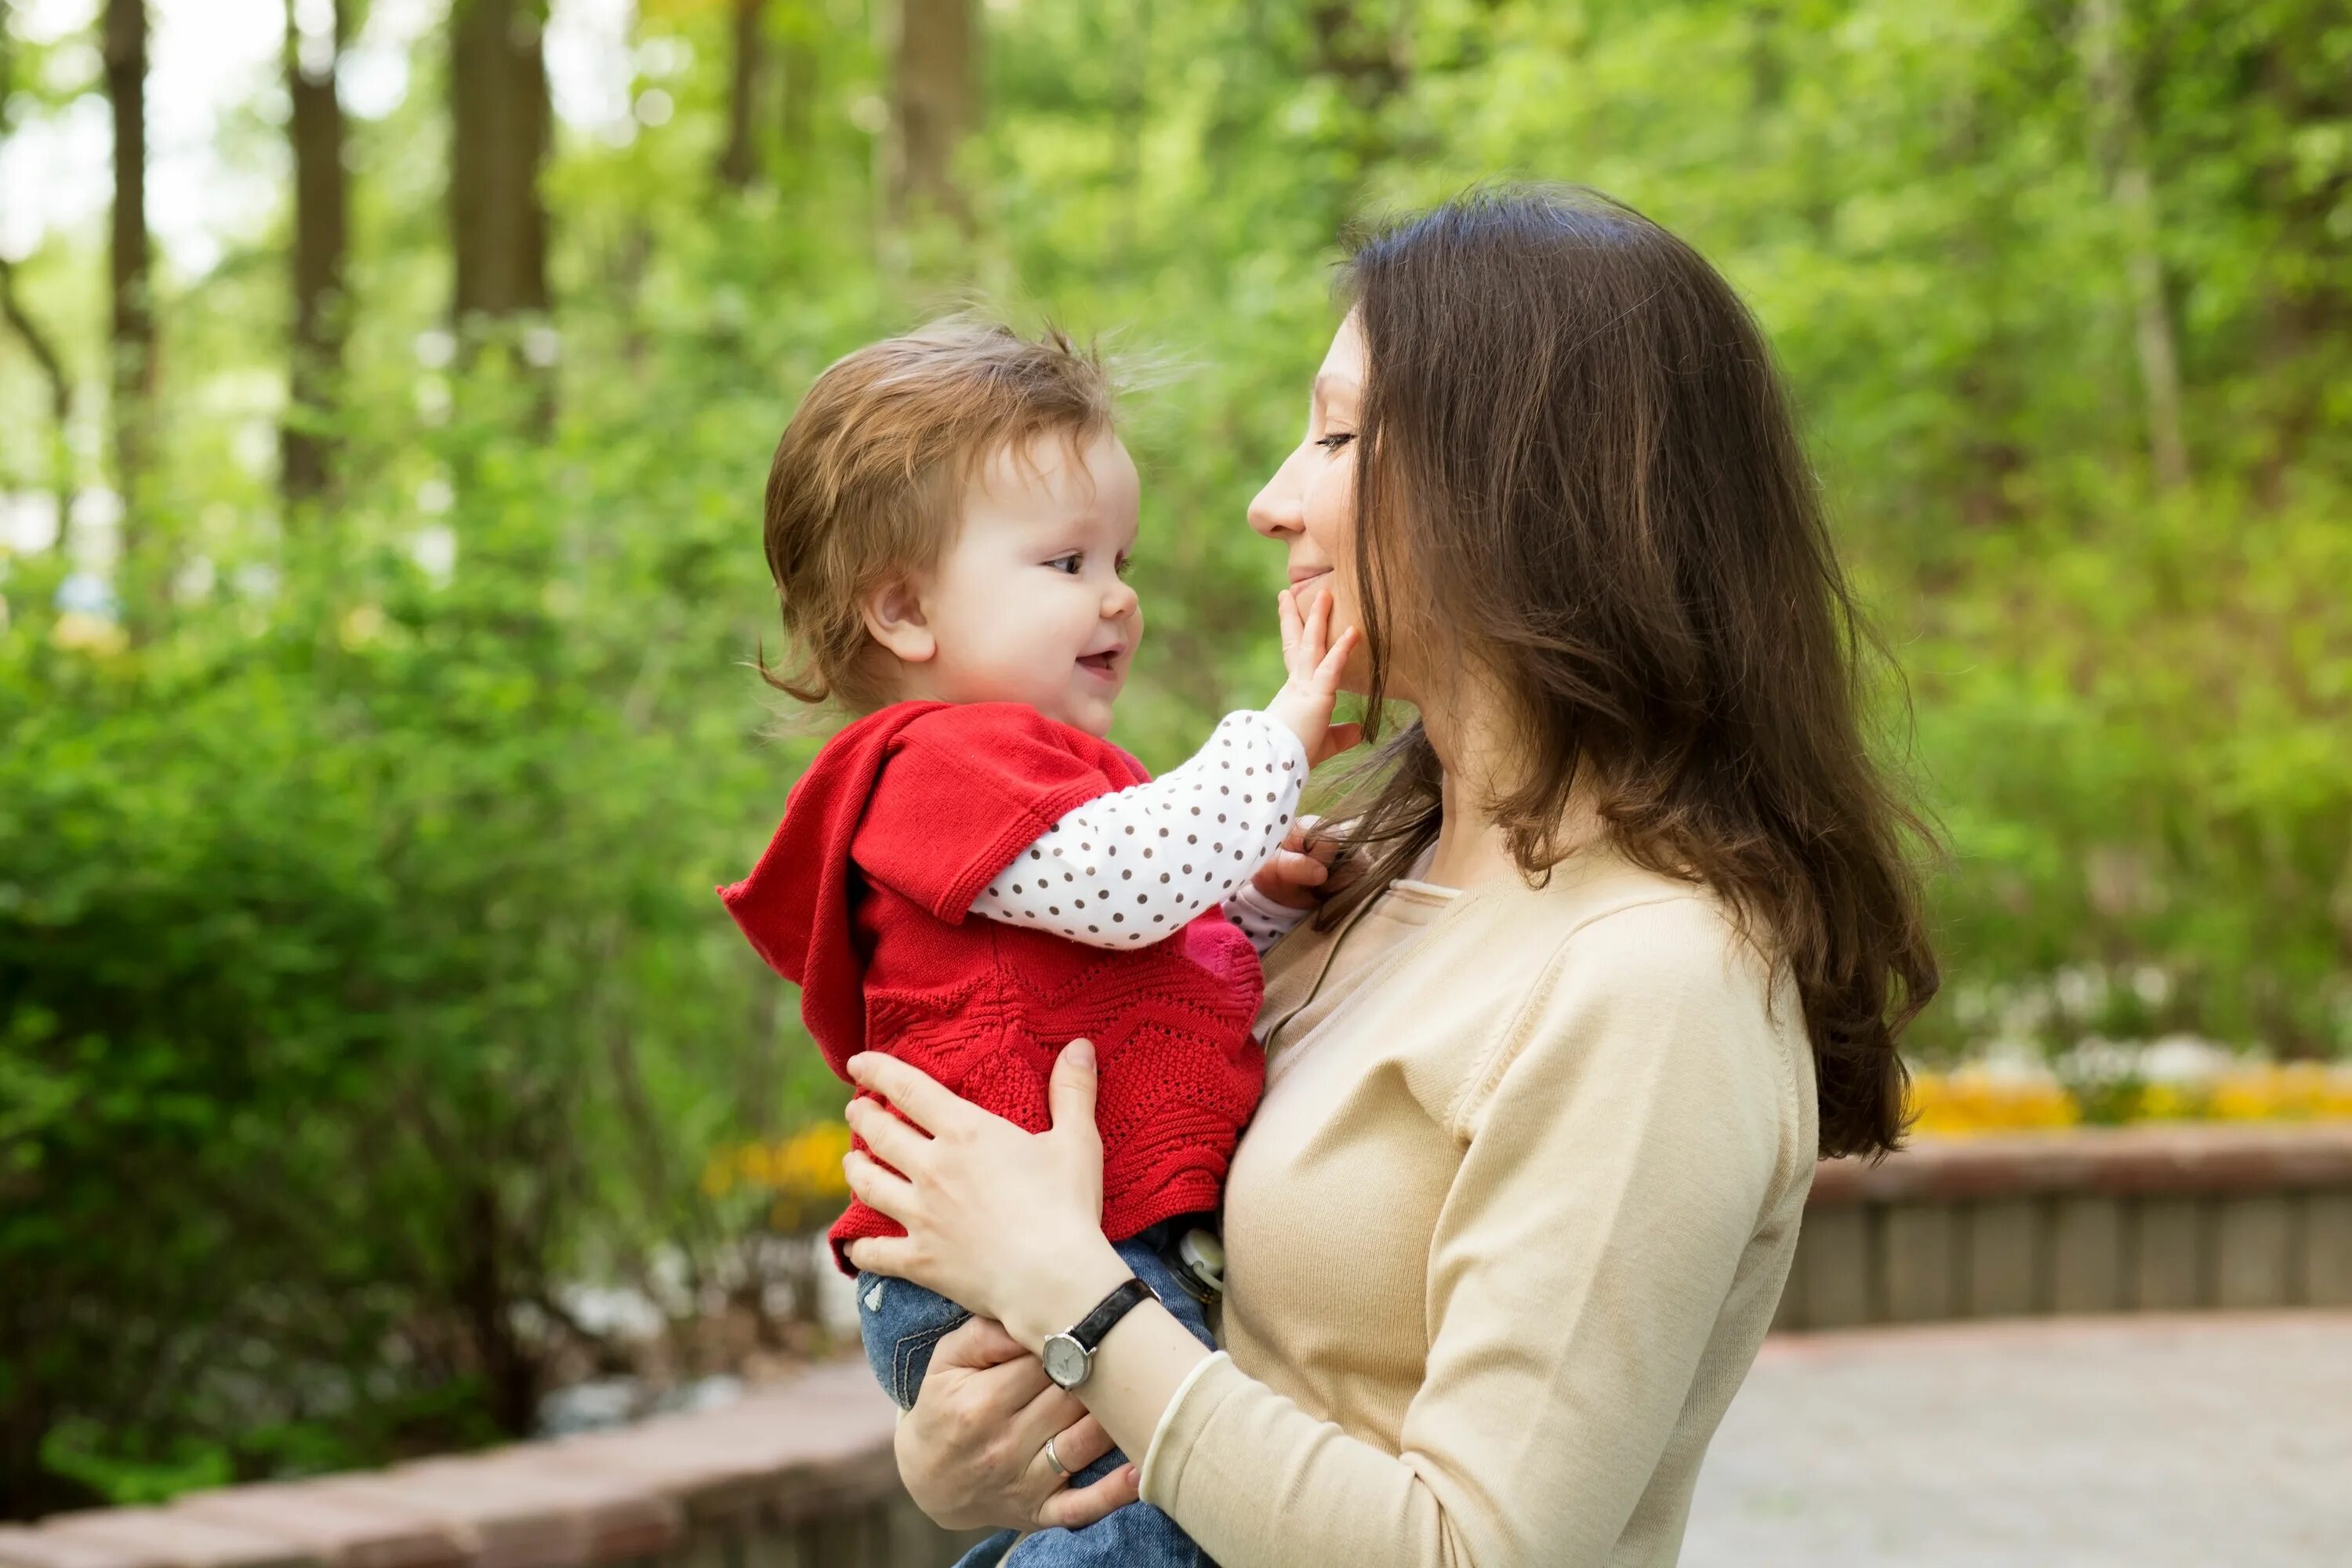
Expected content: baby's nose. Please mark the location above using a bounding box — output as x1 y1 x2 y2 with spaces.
1103 579 1140 619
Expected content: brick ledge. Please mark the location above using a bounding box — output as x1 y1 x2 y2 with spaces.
0 1361 906 1568
1811 1121 2352 1206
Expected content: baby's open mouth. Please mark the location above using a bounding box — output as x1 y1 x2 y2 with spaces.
1078 651 1121 676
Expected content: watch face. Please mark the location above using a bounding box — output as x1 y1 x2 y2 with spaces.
1041 1333 1089 1389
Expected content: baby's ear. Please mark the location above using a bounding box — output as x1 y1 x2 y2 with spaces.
859 575 935 665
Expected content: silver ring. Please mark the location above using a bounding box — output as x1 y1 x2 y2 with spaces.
1044 1435 1073 1479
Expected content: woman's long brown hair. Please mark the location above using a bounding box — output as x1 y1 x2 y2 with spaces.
1324 186 1938 1160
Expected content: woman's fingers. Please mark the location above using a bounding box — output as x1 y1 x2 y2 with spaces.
1007 1364 1087 1446
935 1314 1033 1370
1047 1040 1101 1143
840 1234 924 1279
1277 588 1301 671
843 1095 931 1175
934 1314 1036 1373
1035 1462 1142 1531
844 1051 968 1138
1040 1411 1115 1476
840 1152 919 1229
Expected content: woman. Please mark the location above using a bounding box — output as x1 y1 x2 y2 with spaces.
837 186 1938 1566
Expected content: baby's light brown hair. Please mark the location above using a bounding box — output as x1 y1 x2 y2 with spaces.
760 318 1115 711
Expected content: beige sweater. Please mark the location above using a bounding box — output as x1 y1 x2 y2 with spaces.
1138 846 1818 1567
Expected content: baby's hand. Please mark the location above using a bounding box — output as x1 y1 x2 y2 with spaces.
1251 818 1340 911
1267 584 1363 764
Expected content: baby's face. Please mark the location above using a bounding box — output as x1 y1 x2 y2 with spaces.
909 429 1143 737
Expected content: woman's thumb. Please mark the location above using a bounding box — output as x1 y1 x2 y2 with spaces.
1051 1039 1099 1134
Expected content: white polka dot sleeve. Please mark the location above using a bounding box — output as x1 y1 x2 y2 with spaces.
1224 879 1313 956
969 711 1309 950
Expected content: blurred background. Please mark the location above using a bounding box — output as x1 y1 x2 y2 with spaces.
1 0 2347 1526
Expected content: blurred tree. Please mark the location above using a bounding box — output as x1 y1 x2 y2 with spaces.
888 0 976 230
778 1 817 162
2079 0 2189 491
449 0 551 331
282 0 350 505
100 0 152 594
0 2 71 546
717 0 765 190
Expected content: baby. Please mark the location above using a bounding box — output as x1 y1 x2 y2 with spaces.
720 321 1351 1566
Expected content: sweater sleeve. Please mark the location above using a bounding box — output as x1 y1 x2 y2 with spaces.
1222 880 1312 958
967 711 1308 950
1138 900 1798 1568
851 703 1123 923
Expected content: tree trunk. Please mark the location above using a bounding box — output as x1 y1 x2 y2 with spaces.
717 0 766 190
887 0 975 229
779 5 816 162
2079 0 2189 492
0 260 71 550
284 0 349 506
1306 1 1410 221
0 4 74 550
449 0 551 327
102 0 154 564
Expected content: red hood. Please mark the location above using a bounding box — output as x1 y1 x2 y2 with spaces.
717 702 951 1071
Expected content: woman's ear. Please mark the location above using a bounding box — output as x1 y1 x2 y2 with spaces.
860 576 937 665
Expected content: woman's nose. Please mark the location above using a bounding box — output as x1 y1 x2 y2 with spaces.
1248 449 1307 539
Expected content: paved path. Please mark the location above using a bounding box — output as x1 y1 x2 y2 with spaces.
1685 1312 2352 1567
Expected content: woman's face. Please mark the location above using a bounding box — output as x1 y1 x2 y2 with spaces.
1249 312 1386 697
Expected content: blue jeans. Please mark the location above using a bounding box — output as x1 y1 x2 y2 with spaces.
855 1215 1220 1568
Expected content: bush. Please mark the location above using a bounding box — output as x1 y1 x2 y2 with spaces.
0 408 808 1509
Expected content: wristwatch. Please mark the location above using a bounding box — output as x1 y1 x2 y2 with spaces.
1040 1277 1155 1391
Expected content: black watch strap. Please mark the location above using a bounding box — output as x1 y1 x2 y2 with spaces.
1069 1276 1154 1352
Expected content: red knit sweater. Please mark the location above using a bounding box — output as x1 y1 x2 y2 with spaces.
720 702 1266 1274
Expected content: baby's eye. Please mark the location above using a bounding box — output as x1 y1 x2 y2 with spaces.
1046 554 1083 575
1315 432 1356 452
1114 554 1133 579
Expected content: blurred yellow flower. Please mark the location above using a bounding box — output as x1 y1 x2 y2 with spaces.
1907 1063 2352 1136
53 612 128 654
700 1121 855 1232
1907 1070 2079 1137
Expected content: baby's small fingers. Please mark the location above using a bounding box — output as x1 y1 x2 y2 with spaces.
1275 850 1330 887
1311 626 1359 691
1319 721 1364 758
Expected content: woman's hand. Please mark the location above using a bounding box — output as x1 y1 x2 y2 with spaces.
840 1041 1134 1354
895 1316 1143 1532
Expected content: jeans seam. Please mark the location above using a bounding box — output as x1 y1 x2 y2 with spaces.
889 1316 966 1406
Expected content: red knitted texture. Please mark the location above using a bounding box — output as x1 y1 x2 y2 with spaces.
720 702 1265 1274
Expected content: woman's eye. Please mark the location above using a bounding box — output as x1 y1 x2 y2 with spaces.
1315 432 1356 452
1047 554 1083 575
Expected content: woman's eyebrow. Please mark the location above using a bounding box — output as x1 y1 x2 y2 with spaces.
1312 372 1358 408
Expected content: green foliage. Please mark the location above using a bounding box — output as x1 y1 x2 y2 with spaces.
1 0 2348 1515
